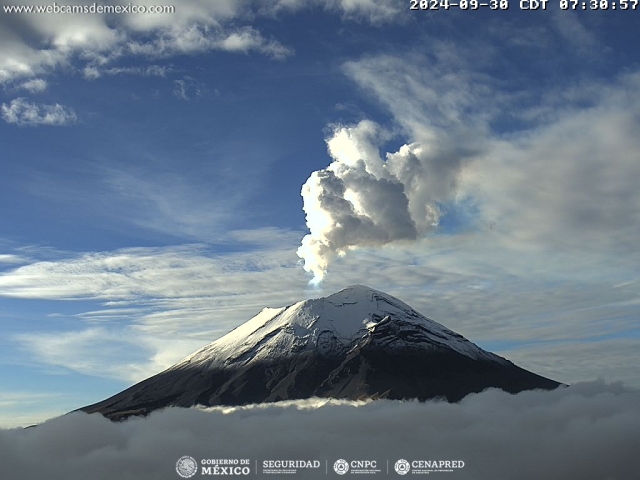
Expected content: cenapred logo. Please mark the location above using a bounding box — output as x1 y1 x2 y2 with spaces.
176 456 198 478
334 459 349 475
394 459 410 475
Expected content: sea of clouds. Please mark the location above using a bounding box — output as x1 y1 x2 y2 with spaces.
2 381 638 480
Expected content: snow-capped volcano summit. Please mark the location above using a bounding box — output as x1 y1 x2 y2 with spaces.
81 285 560 420
181 284 503 369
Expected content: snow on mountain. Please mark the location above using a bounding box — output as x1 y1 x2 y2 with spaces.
176 285 502 371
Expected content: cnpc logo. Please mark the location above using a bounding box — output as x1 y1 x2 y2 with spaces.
334 459 379 475
333 459 349 475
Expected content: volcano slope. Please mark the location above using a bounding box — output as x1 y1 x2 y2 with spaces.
81 285 560 420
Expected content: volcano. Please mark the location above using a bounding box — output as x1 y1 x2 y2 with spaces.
81 285 560 420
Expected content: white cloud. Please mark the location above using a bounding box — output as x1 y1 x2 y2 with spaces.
0 1 340 85
1 383 638 479
328 0 401 22
91 65 173 78
18 78 47 93
172 76 205 100
126 25 294 61
298 46 640 281
0 245 303 302
1 97 77 126
173 78 189 100
459 75 640 255
343 51 496 138
0 0 408 85
0 254 28 265
217 27 293 59
269 0 402 23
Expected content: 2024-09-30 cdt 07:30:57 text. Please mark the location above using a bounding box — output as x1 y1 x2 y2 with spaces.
410 0 640 9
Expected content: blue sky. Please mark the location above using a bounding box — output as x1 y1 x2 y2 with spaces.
1 1 639 428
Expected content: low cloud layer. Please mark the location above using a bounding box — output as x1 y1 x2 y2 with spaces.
1 382 637 480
